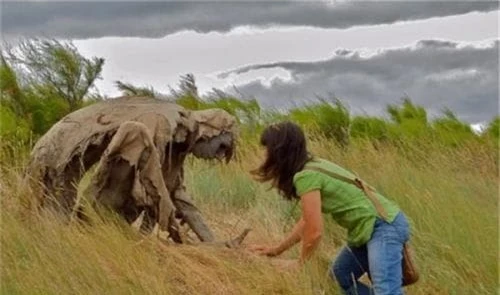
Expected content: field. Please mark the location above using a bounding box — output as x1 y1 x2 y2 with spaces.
1 136 497 295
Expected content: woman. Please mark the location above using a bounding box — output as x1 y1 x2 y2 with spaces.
249 121 410 295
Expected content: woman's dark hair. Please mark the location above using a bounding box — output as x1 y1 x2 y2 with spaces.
251 121 312 200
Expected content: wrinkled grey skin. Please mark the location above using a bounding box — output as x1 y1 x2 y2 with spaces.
191 132 234 161
27 97 248 245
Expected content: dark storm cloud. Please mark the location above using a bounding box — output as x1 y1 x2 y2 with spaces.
1 1 498 39
221 39 499 123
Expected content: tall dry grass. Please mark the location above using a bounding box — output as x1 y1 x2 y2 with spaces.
1 136 498 294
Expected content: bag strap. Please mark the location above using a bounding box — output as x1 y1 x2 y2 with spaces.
305 166 389 221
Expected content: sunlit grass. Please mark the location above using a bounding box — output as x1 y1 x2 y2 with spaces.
1 136 498 294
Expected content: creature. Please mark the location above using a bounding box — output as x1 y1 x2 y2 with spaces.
27 96 246 245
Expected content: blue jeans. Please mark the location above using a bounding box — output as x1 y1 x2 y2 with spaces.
329 212 410 295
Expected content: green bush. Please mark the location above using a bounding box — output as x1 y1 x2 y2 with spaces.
0 105 31 142
432 109 475 146
485 116 499 140
350 116 390 141
290 98 350 147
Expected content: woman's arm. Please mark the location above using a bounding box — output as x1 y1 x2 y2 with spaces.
299 190 323 263
249 189 323 260
273 217 305 255
249 218 304 256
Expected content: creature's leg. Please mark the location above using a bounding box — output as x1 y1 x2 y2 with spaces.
173 188 215 242
137 206 156 234
85 121 181 241
173 188 251 247
38 162 82 218
88 158 135 215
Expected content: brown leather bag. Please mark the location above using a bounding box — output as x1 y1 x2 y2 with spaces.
402 242 419 286
306 166 420 286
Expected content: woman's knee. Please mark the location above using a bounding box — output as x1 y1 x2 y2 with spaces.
330 256 356 289
330 257 348 281
330 259 349 288
331 246 368 285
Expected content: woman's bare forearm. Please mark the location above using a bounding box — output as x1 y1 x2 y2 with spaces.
300 232 322 263
274 218 305 255
299 190 323 263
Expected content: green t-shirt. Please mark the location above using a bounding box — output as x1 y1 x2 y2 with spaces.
293 158 400 247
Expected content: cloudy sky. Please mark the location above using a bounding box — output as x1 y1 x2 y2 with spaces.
2 1 499 124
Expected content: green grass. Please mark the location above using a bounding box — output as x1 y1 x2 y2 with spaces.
1 137 498 294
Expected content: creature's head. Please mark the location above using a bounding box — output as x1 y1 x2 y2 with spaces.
189 109 238 162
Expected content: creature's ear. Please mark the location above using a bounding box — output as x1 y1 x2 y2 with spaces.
189 109 238 141
172 124 190 143
172 110 198 148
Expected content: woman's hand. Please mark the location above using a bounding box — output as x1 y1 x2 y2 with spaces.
247 244 281 257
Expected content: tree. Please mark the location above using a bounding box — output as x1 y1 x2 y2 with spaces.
5 38 104 111
0 54 24 115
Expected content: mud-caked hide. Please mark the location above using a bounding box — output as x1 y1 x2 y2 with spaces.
27 96 237 240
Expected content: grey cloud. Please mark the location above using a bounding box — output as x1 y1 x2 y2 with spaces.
224 39 499 123
334 49 354 56
417 39 460 48
1 1 498 39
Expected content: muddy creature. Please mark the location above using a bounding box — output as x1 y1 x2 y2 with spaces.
27 96 249 246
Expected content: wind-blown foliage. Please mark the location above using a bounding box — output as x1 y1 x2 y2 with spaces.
2 38 496 148
387 97 428 125
0 55 24 115
485 116 499 140
170 76 263 138
170 73 199 99
350 116 390 141
112 73 498 149
0 39 106 140
1 55 34 142
115 80 160 98
4 39 104 111
431 108 475 146
290 97 350 148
